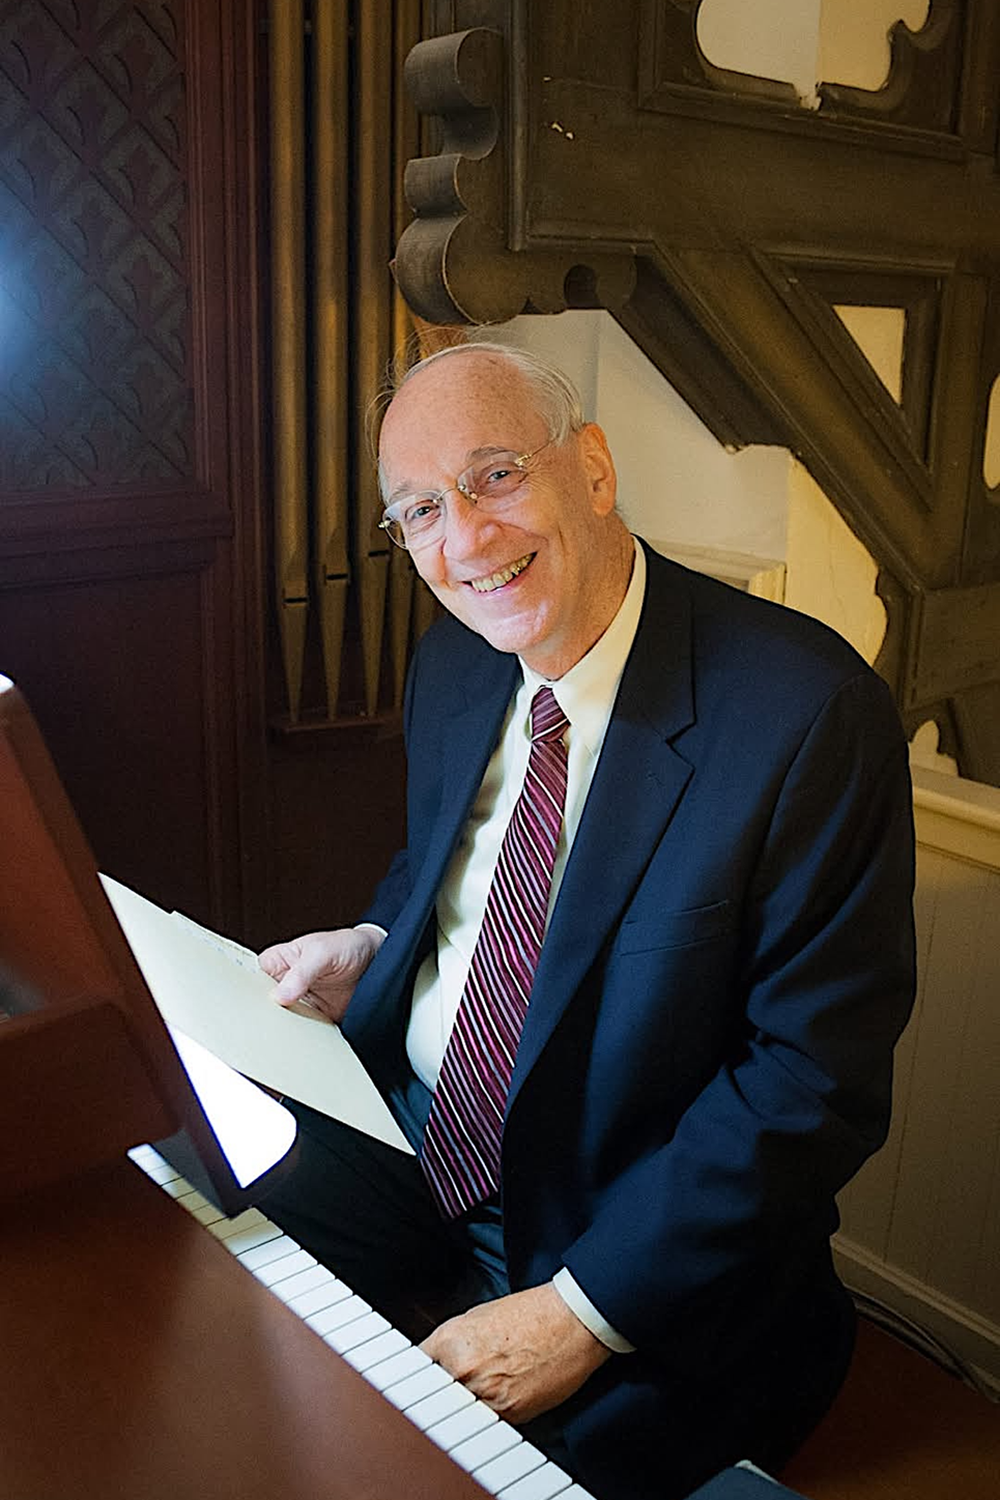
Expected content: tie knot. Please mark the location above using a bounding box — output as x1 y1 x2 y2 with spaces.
530 685 568 743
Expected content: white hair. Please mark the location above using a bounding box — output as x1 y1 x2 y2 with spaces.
393 339 585 441
376 339 586 502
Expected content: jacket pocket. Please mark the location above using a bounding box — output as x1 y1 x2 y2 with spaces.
616 898 735 955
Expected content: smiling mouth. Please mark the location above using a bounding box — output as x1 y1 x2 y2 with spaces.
468 553 536 594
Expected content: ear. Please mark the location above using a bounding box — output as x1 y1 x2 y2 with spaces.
578 422 617 516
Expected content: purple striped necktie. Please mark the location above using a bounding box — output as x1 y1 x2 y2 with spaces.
420 685 570 1219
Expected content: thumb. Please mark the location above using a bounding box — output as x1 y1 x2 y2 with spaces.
272 967 309 1005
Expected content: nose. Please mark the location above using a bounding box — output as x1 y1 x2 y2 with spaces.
440 488 498 556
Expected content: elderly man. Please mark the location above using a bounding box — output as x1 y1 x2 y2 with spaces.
259 341 915 1500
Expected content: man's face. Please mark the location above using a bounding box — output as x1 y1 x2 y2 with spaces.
378 352 623 679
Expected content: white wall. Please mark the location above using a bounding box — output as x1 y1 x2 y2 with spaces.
696 1 931 106
836 767 1000 1391
485 310 790 563
488 308 885 663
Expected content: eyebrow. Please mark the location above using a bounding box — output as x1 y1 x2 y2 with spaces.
386 446 520 501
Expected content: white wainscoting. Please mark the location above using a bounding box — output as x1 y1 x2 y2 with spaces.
834 764 1000 1391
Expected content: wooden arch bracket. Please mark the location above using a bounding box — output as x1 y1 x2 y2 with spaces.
393 26 635 326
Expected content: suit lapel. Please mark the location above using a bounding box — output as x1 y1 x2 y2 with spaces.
508 548 697 1108
403 642 519 954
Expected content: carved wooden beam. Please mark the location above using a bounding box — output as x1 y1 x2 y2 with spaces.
395 27 635 325
395 0 1000 782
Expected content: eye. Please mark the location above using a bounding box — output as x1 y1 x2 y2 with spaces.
402 495 442 527
473 460 526 497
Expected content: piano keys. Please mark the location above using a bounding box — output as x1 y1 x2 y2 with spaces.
130 1143 597 1500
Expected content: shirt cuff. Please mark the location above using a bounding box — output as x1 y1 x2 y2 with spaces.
552 1267 635 1353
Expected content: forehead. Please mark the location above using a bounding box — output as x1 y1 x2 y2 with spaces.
379 354 545 480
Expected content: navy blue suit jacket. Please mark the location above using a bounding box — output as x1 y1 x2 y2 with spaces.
342 543 916 1494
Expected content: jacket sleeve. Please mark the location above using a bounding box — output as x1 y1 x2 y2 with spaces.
561 671 916 1379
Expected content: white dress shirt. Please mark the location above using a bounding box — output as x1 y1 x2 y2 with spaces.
404 539 646 1351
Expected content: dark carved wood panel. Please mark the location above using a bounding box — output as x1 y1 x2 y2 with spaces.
0 0 264 941
0 567 214 921
266 721 406 942
397 0 1000 785
0 0 408 959
0 0 193 492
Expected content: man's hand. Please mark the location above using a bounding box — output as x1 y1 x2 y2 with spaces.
257 926 384 1023
420 1283 611 1426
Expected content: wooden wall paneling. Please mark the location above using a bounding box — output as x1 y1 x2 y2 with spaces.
0 565 213 921
834 786 1000 1379
266 718 407 938
886 845 967 1283
926 863 1000 1316
0 0 267 938
884 847 1000 1307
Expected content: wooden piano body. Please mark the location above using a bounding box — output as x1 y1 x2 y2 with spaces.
0 676 486 1500
4 678 999 1500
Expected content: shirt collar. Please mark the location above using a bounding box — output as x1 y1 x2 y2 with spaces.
519 537 646 756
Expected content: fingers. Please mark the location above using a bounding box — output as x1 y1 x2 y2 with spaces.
257 943 291 979
257 928 383 1022
272 970 310 1006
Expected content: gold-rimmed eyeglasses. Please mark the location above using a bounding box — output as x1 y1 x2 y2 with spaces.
378 441 552 551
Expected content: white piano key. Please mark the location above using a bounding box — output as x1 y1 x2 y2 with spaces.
305 1292 370 1336
323 1309 391 1355
175 1188 211 1213
192 1201 228 1227
341 1327 410 1374
382 1361 454 1410
128 1145 160 1166
285 1280 352 1318
405 1381 476 1432
425 1397 498 1453
218 1222 284 1255
129 1147 602 1500
450 1420 524 1473
145 1159 182 1185
498 1463 573 1500
271 1263 338 1303
237 1235 303 1271
211 1207 271 1240
474 1440 548 1494
159 1175 192 1198
255 1248 317 1287
364 1344 432 1392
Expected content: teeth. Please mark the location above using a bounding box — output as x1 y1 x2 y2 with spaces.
469 554 534 593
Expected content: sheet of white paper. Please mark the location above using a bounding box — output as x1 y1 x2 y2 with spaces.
101 874 412 1155
169 1027 298 1187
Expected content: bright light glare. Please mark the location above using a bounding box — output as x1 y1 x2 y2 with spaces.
169 1026 297 1188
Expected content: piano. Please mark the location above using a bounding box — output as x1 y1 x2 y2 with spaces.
0 674 592 1500
0 677 811 1500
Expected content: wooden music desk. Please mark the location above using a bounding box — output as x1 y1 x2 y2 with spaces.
2 1157 486 1500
